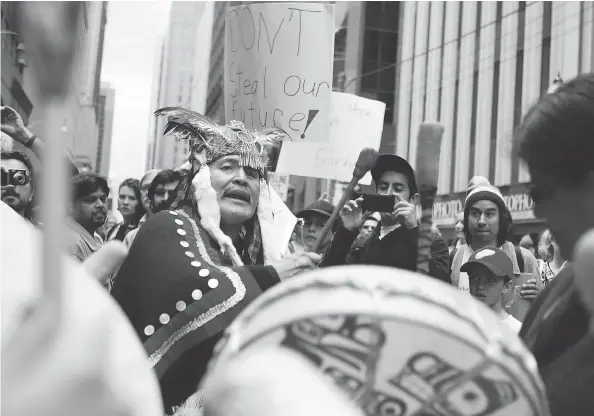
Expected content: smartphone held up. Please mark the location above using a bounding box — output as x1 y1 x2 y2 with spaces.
361 194 395 213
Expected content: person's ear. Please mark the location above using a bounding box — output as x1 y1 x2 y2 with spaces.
503 279 513 293
409 193 420 205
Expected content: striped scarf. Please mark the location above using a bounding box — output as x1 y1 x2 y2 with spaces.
169 171 263 266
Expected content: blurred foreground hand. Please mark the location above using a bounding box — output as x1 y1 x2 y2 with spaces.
0 202 163 416
200 347 365 416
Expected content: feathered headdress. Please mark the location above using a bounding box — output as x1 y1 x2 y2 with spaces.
154 107 289 173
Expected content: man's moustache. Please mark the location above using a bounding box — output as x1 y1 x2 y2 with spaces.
2 190 18 198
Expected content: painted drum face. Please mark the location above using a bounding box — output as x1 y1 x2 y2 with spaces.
204 266 550 416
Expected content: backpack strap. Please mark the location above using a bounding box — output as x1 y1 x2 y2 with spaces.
515 245 525 273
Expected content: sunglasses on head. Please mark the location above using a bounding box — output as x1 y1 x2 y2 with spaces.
1 168 31 186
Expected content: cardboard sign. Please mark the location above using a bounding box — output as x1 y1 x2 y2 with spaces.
224 3 334 142
267 172 290 202
275 92 385 184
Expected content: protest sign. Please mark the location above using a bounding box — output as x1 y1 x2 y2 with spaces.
267 172 290 201
224 3 334 142
275 92 385 184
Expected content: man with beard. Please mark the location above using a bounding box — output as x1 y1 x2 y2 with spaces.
322 154 450 283
111 109 321 413
66 173 109 263
1 151 35 222
124 169 181 248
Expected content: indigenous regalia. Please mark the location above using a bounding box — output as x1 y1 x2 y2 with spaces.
111 108 296 413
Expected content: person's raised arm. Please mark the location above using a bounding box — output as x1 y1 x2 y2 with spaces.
1 106 44 159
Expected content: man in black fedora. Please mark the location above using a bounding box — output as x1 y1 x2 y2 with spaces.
322 154 450 283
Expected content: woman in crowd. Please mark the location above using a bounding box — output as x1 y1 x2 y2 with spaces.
537 229 567 287
107 178 146 241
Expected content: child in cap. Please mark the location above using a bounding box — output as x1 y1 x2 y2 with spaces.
461 247 522 333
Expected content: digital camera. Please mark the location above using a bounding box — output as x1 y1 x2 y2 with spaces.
1 168 30 186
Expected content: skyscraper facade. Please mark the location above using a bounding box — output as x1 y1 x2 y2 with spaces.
96 82 115 177
147 1 215 170
395 1 594 238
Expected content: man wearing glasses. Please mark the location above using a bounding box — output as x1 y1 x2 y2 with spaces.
1 151 35 223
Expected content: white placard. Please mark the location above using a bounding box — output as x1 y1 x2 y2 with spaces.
267 172 290 202
224 3 334 142
275 92 385 184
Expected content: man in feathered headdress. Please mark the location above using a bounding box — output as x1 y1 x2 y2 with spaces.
110 107 321 413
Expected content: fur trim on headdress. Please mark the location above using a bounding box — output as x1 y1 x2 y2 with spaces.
154 107 289 173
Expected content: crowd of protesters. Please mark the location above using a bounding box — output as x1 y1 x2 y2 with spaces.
2 72 594 415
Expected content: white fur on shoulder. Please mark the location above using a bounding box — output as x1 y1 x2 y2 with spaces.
257 181 297 264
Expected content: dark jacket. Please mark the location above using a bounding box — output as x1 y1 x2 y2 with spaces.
111 206 281 413
322 223 451 283
520 265 594 415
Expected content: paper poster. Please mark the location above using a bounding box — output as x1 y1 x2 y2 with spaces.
224 3 334 142
275 92 386 184
267 172 290 201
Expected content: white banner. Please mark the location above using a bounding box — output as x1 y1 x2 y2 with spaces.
276 92 385 184
267 172 290 202
224 3 334 142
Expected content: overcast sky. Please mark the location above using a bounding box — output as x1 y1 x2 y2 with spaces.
101 1 172 183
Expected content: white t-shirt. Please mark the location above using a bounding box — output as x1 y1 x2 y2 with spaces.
501 314 522 333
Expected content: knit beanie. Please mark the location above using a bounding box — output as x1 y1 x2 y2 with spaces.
463 176 509 245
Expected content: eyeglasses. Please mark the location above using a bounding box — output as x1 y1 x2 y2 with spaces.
1 168 30 186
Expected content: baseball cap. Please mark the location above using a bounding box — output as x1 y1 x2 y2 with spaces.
297 199 335 219
370 154 418 194
460 247 514 279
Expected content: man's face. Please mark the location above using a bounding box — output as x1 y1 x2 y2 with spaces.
152 180 180 213
360 219 378 237
73 189 108 230
376 171 418 223
302 212 330 251
529 168 594 260
467 200 499 244
468 265 509 308
140 171 159 213
209 155 260 225
1 158 33 214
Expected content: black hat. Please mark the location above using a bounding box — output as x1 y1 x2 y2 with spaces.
297 199 335 219
460 247 514 279
370 154 417 194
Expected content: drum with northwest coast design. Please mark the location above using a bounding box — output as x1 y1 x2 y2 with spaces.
204 266 550 416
